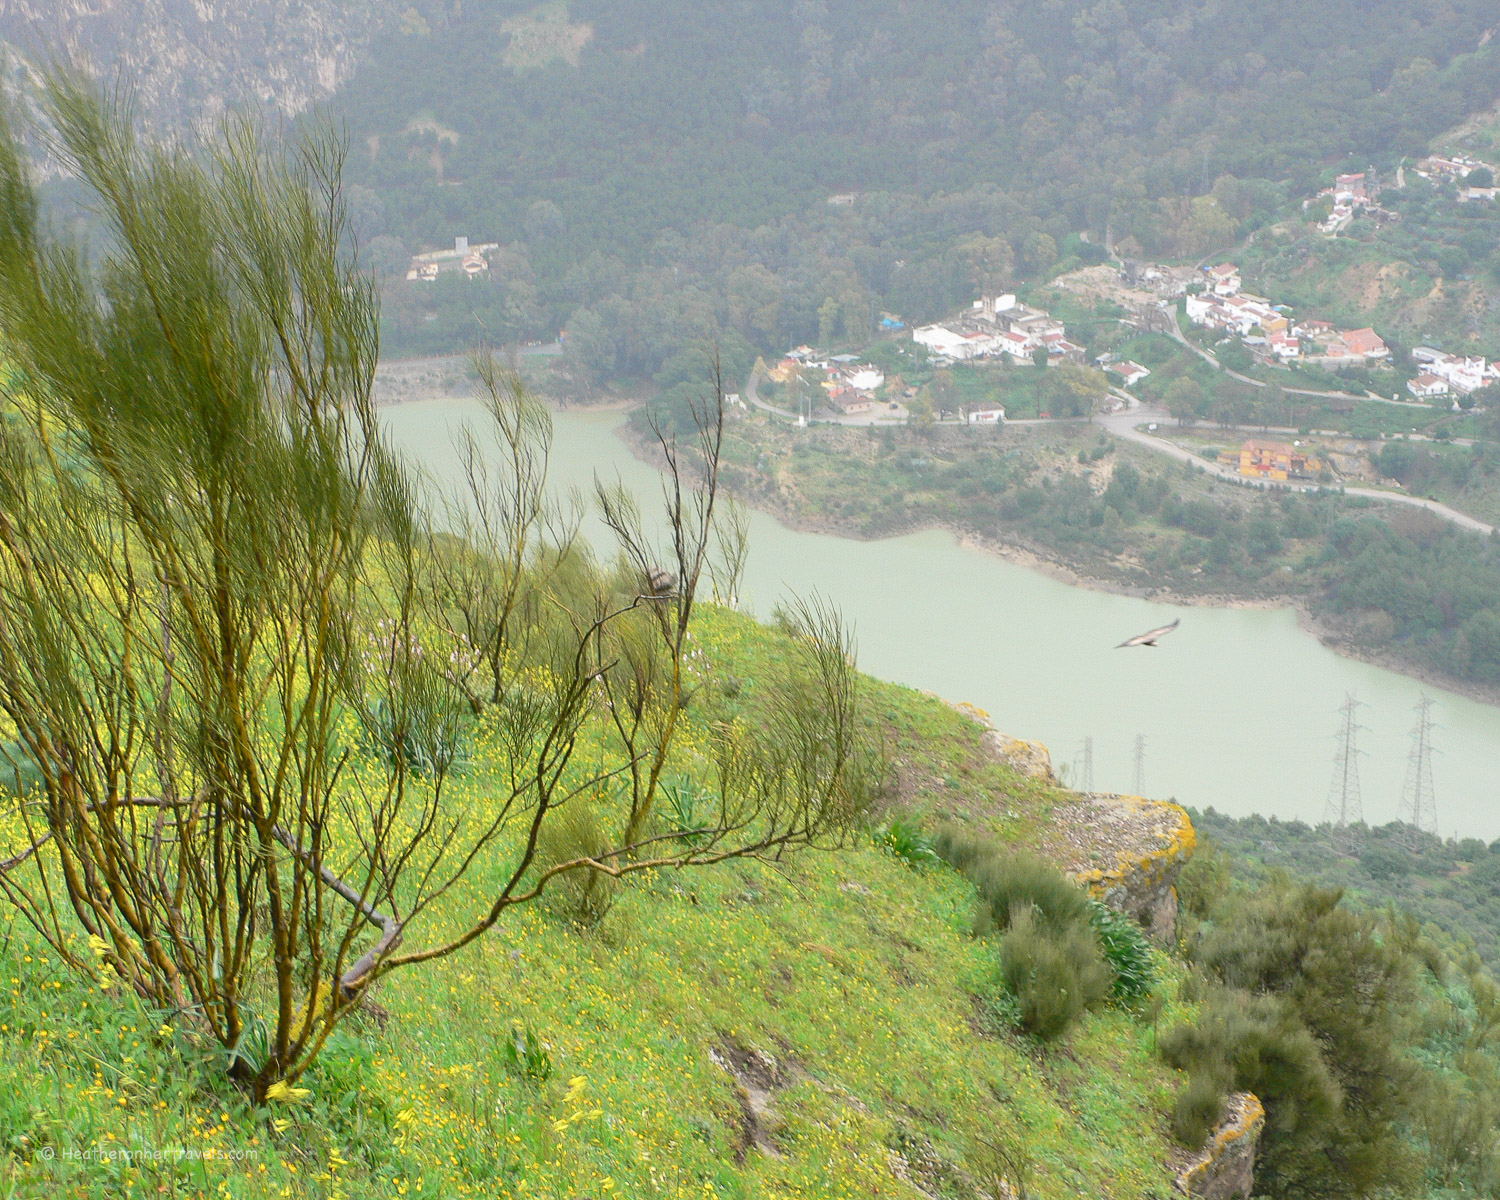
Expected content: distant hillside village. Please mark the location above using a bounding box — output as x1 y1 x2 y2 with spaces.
1182 259 1500 402
912 294 1086 368
409 179 1500 417
1184 262 1391 366
1307 155 1497 235
766 351 894 418
1413 152 1500 199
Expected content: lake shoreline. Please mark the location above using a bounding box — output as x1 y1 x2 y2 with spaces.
372 378 1500 711
615 420 1500 710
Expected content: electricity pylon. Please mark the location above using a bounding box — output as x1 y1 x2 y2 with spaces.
1132 734 1146 795
1400 695 1438 848
1322 694 1364 848
1074 736 1095 793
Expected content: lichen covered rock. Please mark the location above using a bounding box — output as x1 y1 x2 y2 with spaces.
1050 791 1196 942
1176 1092 1264 1200
949 704 1194 941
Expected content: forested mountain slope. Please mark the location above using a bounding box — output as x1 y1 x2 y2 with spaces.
324 0 1500 362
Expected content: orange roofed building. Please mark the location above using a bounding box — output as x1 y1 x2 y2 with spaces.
1220 439 1323 481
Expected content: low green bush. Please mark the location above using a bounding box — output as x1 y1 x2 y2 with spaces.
1087 899 1156 1000
940 828 1145 1039
498 1020 554 1085
659 775 717 848
1170 1071 1228 1148
936 830 1090 934
999 904 1112 1042
538 800 618 926
875 815 940 868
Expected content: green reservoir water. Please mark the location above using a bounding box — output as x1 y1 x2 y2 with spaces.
382 398 1500 841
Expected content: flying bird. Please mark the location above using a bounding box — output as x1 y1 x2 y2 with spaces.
1116 618 1180 649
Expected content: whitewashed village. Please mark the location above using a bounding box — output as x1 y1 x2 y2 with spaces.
405 152 1500 427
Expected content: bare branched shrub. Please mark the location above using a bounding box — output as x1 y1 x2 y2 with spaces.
0 71 865 1101
969 1123 1035 1200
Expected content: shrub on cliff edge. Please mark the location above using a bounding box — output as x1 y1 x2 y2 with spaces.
1000 904 1113 1042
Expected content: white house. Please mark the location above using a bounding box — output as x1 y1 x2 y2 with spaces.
913 325 973 359
1218 294 1278 336
844 367 886 392
1108 360 1152 387
1269 333 1302 360
1185 293 1222 326
973 294 1018 322
1207 263 1242 296
1407 373 1450 398
964 402 1006 425
999 330 1035 361
1427 354 1490 393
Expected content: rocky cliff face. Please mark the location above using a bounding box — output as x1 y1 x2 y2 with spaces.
0 0 388 128
973 720 1195 943
1176 1093 1264 1200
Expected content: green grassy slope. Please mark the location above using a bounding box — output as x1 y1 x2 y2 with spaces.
0 608 1185 1200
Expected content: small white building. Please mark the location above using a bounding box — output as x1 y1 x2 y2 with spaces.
913 325 975 359
407 235 499 282
1108 360 1152 387
1207 263 1242 296
964 402 1006 425
1427 354 1490 393
1407 373 1450 398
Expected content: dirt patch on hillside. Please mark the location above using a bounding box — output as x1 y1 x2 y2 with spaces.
502 3 594 70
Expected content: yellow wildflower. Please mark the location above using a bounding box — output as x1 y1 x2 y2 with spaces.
265 1080 311 1104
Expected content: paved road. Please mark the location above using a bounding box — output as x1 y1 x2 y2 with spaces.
743 366 800 419
742 366 911 425
1096 403 1495 535
1161 305 1432 409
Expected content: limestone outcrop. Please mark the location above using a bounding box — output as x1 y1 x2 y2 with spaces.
954 704 1195 943
1176 1092 1265 1199
1049 790 1196 943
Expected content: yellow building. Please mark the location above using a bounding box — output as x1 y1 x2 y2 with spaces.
1223 438 1322 481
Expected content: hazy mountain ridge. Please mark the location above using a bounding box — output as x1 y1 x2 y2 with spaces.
0 0 391 127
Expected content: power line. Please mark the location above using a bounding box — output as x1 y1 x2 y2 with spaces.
1322 694 1364 848
1132 734 1146 795
1400 695 1438 848
1073 736 1095 794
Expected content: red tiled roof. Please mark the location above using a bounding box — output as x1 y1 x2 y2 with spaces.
1341 328 1386 355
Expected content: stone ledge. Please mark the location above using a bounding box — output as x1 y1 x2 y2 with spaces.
949 705 1197 941
1175 1092 1265 1200
1051 790 1196 942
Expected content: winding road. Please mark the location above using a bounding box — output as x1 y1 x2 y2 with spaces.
1161 303 1438 409
1095 402 1495 535
743 360 1494 535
